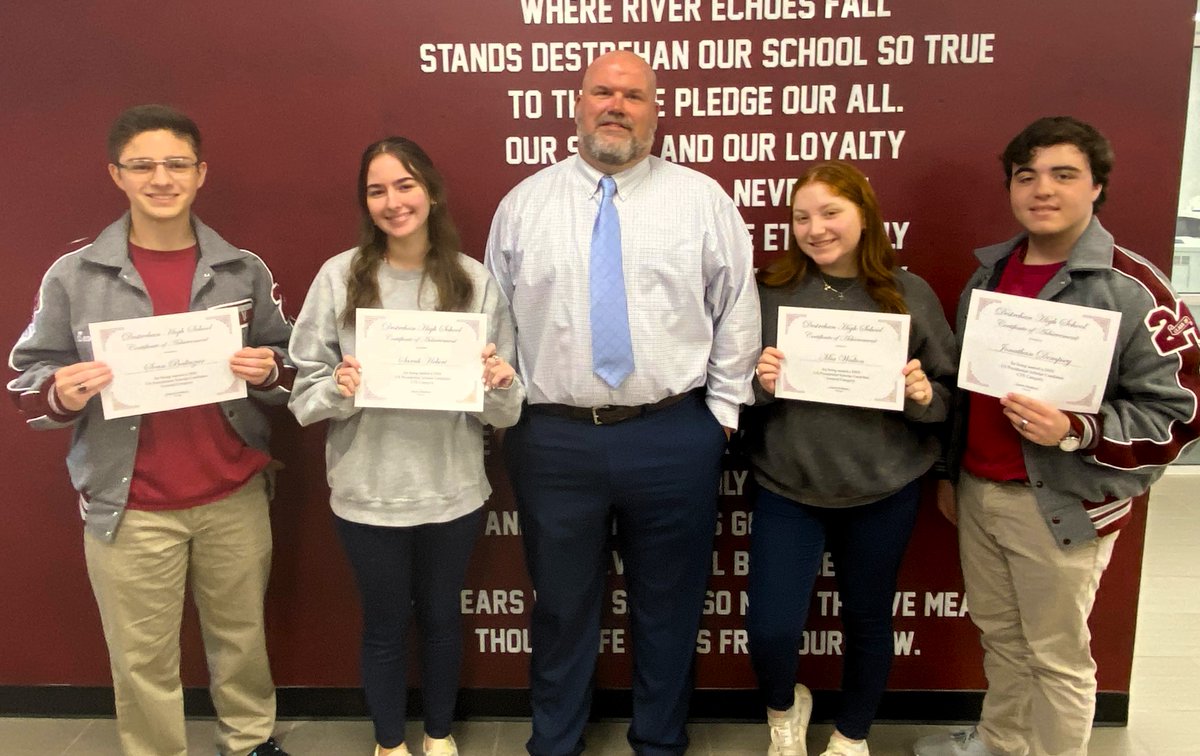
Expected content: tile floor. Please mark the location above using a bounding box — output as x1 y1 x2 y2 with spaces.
2 469 1197 755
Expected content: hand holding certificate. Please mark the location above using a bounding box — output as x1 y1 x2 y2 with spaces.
89 309 247 419
354 309 487 411
958 290 1120 413
774 306 912 410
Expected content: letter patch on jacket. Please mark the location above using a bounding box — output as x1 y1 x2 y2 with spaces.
1146 302 1200 356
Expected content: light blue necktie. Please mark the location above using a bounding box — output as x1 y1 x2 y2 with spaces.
589 175 634 388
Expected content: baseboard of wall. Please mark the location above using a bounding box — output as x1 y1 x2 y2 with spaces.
0 686 1130 726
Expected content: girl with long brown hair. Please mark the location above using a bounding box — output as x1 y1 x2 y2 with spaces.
289 137 524 756
746 161 955 756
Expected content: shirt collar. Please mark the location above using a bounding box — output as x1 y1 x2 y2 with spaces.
973 216 1114 272
573 154 652 202
81 213 244 269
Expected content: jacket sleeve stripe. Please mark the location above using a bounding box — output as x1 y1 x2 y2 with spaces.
1091 246 1200 469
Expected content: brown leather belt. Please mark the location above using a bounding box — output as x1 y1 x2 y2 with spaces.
529 388 703 426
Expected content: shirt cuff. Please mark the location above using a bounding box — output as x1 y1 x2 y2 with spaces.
705 395 739 430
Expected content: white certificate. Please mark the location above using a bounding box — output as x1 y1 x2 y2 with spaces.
90 309 246 419
775 306 911 410
958 290 1121 413
355 309 485 411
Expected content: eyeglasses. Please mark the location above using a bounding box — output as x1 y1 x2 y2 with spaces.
115 158 199 176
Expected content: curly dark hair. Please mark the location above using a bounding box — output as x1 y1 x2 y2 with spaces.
1001 116 1114 211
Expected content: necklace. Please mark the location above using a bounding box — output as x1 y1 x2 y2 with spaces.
820 274 858 300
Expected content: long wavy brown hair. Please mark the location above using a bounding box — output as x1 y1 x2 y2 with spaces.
758 160 906 315
341 137 472 326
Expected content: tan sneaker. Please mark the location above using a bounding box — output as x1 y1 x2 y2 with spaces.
766 683 813 756
373 744 411 756
820 731 869 756
423 734 459 755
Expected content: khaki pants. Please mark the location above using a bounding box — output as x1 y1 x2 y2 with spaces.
84 475 277 756
957 473 1117 756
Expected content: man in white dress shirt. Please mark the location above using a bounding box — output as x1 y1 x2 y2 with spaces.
485 51 760 756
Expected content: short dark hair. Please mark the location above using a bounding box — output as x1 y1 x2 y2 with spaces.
1001 116 1114 211
106 104 202 163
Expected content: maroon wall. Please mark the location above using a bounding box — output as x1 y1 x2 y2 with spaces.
0 1 1191 697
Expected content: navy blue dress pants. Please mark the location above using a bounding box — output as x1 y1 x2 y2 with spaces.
505 394 726 756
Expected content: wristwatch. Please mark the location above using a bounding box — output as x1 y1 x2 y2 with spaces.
1058 428 1082 452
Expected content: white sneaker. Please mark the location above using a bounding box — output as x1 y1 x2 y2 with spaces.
912 727 997 756
820 731 869 756
767 683 813 756
373 744 411 756
423 734 459 755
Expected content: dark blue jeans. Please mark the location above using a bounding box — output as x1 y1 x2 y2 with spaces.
746 482 920 740
335 509 483 749
505 394 727 756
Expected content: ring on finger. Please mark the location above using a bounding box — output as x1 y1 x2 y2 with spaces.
1020 418 1029 429
76 383 87 394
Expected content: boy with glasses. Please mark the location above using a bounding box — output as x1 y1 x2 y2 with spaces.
8 104 292 756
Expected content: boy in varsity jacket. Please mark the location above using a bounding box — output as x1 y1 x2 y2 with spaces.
7 105 291 756
915 117 1200 756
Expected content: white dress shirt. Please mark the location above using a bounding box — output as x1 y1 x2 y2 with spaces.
485 154 759 428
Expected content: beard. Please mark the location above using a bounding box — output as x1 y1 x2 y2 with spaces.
578 123 654 167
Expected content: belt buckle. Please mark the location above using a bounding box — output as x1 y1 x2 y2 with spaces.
592 405 611 425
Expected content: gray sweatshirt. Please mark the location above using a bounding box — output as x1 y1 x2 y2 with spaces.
745 269 956 508
288 249 524 526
